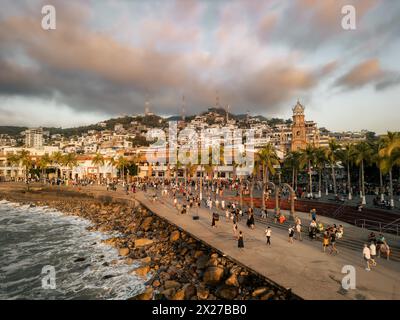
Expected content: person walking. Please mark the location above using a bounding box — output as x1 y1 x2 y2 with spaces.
265 226 272 246
369 242 377 266
329 231 339 255
363 244 372 271
238 231 244 249
261 208 267 219
295 222 302 241
233 220 238 237
288 226 295 244
211 213 217 228
225 208 230 222
322 230 329 253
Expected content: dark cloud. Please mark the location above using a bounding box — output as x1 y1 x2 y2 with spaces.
0 0 330 119
268 0 382 50
334 59 400 91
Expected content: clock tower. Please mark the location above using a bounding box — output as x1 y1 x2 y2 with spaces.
291 100 307 151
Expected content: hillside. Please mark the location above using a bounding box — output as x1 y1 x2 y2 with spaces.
0 111 289 138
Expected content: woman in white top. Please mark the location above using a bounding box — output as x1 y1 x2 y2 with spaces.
363 244 372 271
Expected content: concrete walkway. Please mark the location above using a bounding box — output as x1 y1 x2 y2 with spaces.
132 190 400 300
74 184 400 300
3 183 398 300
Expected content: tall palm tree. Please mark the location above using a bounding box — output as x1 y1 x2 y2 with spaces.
63 153 78 181
37 154 52 184
10 150 33 190
51 151 64 181
325 140 341 196
257 143 279 211
354 141 373 205
314 147 327 198
6 153 21 180
116 156 128 184
300 144 316 197
379 132 400 207
284 151 301 191
373 139 387 202
380 150 400 208
108 157 117 181
91 153 105 184
339 143 356 200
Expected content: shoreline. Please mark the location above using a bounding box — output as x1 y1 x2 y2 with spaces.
0 186 297 300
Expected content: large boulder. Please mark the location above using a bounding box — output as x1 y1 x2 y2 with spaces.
141 217 153 231
184 284 197 300
252 287 268 297
215 285 239 300
196 286 209 300
171 289 185 300
196 255 209 269
131 265 150 277
118 247 130 257
203 266 225 285
260 290 276 300
138 256 152 265
135 238 154 247
164 280 181 290
225 273 239 287
169 230 180 242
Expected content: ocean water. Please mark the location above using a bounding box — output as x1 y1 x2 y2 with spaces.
0 199 146 300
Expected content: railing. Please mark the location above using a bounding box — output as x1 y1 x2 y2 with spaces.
332 204 346 218
354 219 400 236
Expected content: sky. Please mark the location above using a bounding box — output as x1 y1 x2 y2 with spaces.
0 0 399 133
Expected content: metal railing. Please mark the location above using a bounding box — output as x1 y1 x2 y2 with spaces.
354 218 400 236
332 204 346 218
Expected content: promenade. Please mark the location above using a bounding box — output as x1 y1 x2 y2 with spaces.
1 183 399 300
71 185 400 300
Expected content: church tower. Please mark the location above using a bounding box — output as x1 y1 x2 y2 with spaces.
291 100 307 151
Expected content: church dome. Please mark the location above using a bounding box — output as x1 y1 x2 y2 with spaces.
292 100 305 115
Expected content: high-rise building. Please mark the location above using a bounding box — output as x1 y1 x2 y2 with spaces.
24 128 44 148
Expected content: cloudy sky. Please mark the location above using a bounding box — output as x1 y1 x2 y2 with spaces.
0 0 399 133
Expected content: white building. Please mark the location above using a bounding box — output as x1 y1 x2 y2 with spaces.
24 128 44 149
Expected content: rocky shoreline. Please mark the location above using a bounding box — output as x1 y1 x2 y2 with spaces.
0 188 298 300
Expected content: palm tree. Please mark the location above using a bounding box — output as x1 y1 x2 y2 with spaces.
339 143 356 200
37 154 52 184
9 150 33 190
354 142 373 205
325 140 341 196
300 144 316 197
379 132 400 207
6 153 21 180
257 143 279 212
380 150 400 208
108 157 117 181
284 151 301 190
314 147 327 198
51 151 64 181
116 156 128 184
91 153 105 184
373 139 387 202
63 153 78 181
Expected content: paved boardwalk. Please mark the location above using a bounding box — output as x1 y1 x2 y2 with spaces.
68 185 400 300
2 183 399 300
